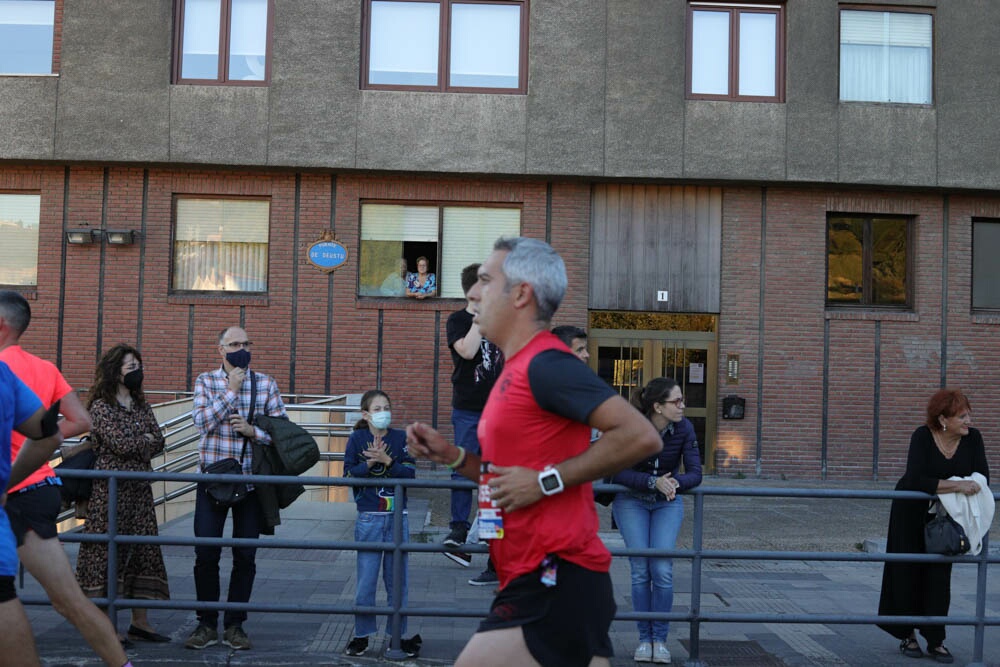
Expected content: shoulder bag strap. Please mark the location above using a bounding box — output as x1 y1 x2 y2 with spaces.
238 370 257 464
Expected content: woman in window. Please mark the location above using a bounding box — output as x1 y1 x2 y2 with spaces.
610 377 702 664
405 256 436 299
76 344 171 644
878 389 989 664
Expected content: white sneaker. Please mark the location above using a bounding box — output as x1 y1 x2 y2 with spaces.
633 642 653 662
653 641 671 664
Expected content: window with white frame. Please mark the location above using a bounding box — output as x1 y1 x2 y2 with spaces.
973 219 1000 310
359 203 520 298
840 9 932 104
0 0 55 75
172 197 269 292
688 2 784 102
0 193 39 286
364 0 527 93
175 0 272 84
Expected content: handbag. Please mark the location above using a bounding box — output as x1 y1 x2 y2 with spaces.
54 438 96 503
924 503 970 555
204 372 256 510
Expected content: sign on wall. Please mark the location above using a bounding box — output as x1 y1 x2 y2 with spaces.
307 231 348 273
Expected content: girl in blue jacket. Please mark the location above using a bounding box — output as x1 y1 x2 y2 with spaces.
342 390 420 658
611 377 702 664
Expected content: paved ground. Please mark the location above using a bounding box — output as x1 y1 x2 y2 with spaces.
18 474 1000 667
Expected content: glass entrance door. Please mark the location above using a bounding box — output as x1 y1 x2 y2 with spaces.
589 329 717 471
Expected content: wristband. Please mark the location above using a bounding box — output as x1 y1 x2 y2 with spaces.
39 399 61 438
446 447 467 470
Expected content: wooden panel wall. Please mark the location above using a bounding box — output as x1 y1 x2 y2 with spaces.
590 184 722 312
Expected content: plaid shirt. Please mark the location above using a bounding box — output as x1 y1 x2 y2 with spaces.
192 366 286 474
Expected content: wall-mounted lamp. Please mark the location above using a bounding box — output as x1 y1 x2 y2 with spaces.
105 229 138 245
65 228 101 245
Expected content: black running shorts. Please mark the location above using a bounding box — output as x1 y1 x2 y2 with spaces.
5 485 61 547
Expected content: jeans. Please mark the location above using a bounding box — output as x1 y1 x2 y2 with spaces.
449 408 482 530
193 484 261 628
612 492 684 642
354 512 409 637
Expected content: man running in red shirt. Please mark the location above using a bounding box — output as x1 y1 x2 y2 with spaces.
0 291 130 667
408 238 661 667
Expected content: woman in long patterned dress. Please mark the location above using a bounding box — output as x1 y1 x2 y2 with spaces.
76 344 171 643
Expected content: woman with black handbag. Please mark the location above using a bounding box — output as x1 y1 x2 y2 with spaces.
878 388 989 663
76 344 171 643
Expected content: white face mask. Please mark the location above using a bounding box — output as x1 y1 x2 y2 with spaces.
370 410 391 430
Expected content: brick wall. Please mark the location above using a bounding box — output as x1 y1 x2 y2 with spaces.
3 163 997 480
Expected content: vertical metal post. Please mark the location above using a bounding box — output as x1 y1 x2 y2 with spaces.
685 490 706 667
384 481 406 660
971 534 988 666
106 474 119 625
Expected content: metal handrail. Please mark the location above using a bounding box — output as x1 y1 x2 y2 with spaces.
30 472 999 666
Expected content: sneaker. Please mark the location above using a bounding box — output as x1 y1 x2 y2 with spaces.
400 633 423 657
345 636 368 656
633 641 653 662
443 527 468 548
468 568 499 586
223 625 252 650
184 624 218 650
653 641 671 664
443 550 472 567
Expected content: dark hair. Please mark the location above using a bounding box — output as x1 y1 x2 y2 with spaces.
88 344 146 409
551 325 587 347
926 389 971 431
461 263 481 295
631 377 679 419
354 389 391 430
0 290 31 336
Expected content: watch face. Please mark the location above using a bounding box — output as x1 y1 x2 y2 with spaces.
541 472 560 491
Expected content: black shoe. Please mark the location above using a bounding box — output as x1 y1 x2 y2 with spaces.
469 568 499 586
400 633 423 657
443 527 468 548
899 637 922 658
127 624 171 643
345 636 368 656
443 550 472 567
928 645 954 664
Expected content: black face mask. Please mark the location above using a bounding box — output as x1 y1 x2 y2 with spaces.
123 368 144 392
226 349 252 369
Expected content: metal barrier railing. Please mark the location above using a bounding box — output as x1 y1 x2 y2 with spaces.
21 471 999 666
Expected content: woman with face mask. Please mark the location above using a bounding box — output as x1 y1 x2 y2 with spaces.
342 390 421 659
76 344 171 644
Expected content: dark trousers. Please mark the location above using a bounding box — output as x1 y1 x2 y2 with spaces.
193 483 261 628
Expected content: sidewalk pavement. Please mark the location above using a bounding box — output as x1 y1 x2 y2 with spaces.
20 477 1000 667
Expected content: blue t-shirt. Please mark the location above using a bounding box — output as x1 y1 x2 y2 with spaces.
0 361 43 577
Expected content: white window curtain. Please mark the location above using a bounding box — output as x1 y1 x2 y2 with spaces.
691 10 729 95
229 0 267 80
449 3 521 88
181 0 222 79
0 193 40 286
173 198 269 292
369 1 439 85
738 12 776 97
840 10 932 104
440 207 520 298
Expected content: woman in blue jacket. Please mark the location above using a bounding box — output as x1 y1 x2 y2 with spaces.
342 390 420 658
611 377 702 664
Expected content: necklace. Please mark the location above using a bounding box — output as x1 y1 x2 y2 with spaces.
932 430 960 458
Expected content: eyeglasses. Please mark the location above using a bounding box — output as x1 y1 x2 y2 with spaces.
662 397 685 408
222 341 253 350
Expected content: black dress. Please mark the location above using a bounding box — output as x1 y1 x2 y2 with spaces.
877 425 989 647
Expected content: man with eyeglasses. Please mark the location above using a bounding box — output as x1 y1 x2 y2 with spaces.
0 290 131 667
185 326 286 651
